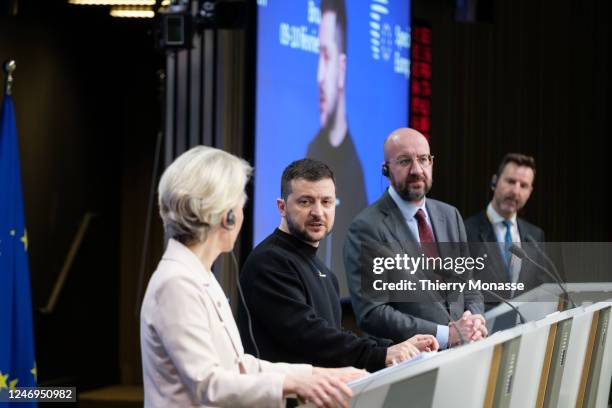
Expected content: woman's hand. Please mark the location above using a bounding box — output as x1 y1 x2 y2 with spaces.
284 366 366 408
312 366 367 383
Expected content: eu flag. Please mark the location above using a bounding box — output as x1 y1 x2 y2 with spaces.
0 93 37 407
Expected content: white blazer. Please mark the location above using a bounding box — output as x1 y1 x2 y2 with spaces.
140 239 311 407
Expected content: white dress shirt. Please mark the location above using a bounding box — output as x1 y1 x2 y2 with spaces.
140 239 311 407
486 202 522 284
388 187 450 348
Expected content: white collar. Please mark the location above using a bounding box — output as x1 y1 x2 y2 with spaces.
162 238 213 284
486 202 517 226
388 186 428 221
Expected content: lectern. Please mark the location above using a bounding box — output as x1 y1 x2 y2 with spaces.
299 298 612 408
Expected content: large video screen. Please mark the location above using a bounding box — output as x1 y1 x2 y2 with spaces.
254 0 411 294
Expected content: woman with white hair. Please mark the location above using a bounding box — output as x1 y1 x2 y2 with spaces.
140 146 363 408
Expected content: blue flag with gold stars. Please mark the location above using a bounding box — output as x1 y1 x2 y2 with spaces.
0 94 37 407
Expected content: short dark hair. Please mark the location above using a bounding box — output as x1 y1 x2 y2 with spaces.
321 0 347 54
281 159 335 200
496 153 536 178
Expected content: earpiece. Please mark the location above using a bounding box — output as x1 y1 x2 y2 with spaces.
382 164 389 177
226 210 235 227
221 210 235 230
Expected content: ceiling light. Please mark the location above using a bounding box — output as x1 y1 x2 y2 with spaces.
69 0 154 5
110 6 155 18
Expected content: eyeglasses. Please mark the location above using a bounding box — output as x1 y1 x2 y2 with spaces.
388 154 434 169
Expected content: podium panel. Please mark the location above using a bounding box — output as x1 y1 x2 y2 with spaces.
541 317 573 407
557 306 597 408
488 337 521 408
350 383 389 408
382 369 437 408
431 346 494 408
299 301 611 408
509 322 549 408
594 305 612 408
580 305 611 408
344 352 442 408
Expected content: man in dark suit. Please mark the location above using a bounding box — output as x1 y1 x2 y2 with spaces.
344 128 486 349
465 153 550 307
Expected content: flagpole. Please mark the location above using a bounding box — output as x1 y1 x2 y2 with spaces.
3 60 16 96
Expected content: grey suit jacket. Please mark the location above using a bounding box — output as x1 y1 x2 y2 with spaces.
343 191 484 343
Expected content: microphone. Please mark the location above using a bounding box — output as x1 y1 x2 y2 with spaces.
523 235 564 283
508 244 575 308
436 268 526 325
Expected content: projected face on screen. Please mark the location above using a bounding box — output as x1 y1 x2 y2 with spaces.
255 0 411 295
317 9 345 129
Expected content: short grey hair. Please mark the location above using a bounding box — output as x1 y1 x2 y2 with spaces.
158 146 252 245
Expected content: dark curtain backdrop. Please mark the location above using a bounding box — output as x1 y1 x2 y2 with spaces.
414 0 610 242
1 0 162 389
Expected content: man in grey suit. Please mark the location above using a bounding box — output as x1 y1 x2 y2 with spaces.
465 153 551 308
344 128 486 349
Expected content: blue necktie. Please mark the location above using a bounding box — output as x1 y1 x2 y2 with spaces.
502 220 513 275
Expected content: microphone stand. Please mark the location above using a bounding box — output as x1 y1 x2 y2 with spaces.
445 272 527 325
523 235 565 287
509 245 575 309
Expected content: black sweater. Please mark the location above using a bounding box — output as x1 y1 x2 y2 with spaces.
238 229 389 372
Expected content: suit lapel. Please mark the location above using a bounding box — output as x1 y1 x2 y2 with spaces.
380 192 418 250
478 211 497 243
426 200 448 242
379 192 447 305
515 218 539 286
424 201 454 306
478 212 509 283
203 283 244 362
517 218 530 241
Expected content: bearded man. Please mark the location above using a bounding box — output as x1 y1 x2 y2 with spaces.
343 128 486 349
465 153 550 307
238 158 438 373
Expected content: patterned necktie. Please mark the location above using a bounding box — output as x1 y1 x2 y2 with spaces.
415 209 447 303
502 220 513 276
415 209 439 258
